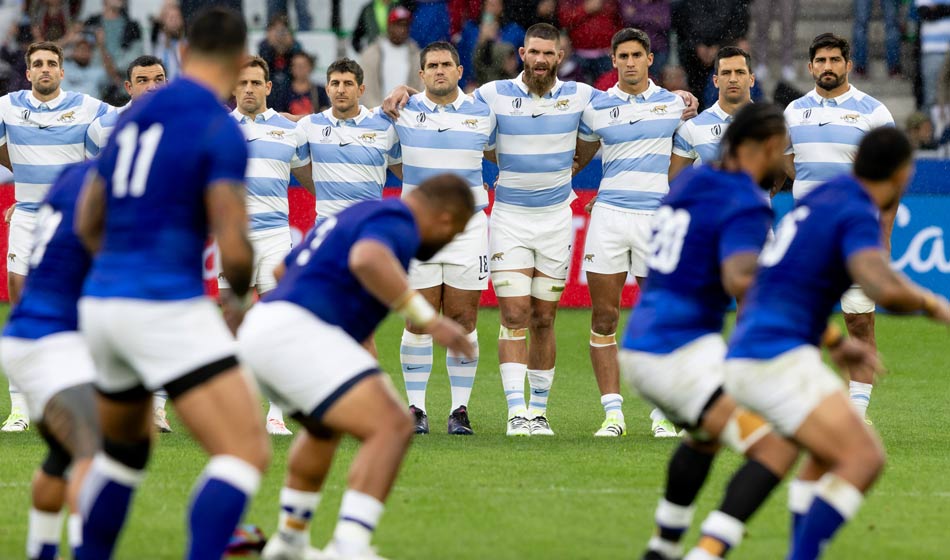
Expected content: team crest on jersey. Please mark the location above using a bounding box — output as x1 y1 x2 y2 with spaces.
359 132 377 143
651 104 668 115
57 110 76 123
555 99 571 111
841 113 860 124
267 129 286 140
462 119 479 129
491 252 505 261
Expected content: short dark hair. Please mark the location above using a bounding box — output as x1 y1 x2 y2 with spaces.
715 46 752 73
720 103 787 159
809 33 850 62
855 127 912 181
292 51 315 68
186 6 247 58
243 55 270 82
420 41 460 70
25 41 63 68
126 55 166 81
524 23 560 45
414 173 475 221
327 58 364 86
611 28 651 54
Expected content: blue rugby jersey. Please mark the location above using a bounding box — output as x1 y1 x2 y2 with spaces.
728 175 883 360
622 165 773 354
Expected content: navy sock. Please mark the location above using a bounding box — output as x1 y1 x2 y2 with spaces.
186 456 261 560
77 454 144 560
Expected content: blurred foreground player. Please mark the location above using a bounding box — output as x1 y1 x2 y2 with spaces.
74 8 270 559
722 127 950 560
0 160 99 560
241 175 475 560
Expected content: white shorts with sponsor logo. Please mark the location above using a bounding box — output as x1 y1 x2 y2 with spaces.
583 205 653 278
488 205 573 280
217 228 293 293
0 332 97 420
79 297 237 395
7 208 37 276
409 211 489 291
724 345 845 437
619 334 725 429
841 284 875 314
237 301 380 419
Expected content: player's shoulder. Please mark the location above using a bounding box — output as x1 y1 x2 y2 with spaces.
361 106 395 131
565 80 594 100
488 78 522 99
652 85 683 107
265 111 298 131
589 89 621 111
785 92 820 115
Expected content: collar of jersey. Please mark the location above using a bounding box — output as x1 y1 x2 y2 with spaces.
232 107 277 124
418 88 468 112
608 80 660 103
709 101 733 122
324 105 372 126
808 85 857 106
513 72 564 99
28 89 67 111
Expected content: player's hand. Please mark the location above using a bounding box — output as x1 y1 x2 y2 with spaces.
382 86 412 119
585 196 597 213
426 316 476 359
829 338 883 377
4 205 14 224
674 90 699 120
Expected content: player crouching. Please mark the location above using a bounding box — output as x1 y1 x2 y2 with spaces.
240 174 475 560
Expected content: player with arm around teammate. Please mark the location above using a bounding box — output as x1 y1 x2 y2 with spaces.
242 175 475 560
720 127 950 560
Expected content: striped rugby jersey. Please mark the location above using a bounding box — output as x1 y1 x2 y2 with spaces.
390 89 495 211
785 86 893 199
231 108 310 237
672 101 732 166
475 73 595 213
299 106 401 220
579 81 685 212
917 0 950 54
0 89 110 211
85 102 129 158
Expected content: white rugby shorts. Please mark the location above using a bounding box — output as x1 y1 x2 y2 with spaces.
409 211 489 291
582 204 653 278
217 228 293 293
488 205 573 280
7 208 37 276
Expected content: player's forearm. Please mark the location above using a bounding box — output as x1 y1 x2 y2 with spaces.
849 250 934 313
668 155 693 181
76 175 106 253
219 235 254 298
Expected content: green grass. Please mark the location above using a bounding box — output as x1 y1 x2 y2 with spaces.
1 307 948 559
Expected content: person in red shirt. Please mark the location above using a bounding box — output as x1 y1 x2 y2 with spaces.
558 0 621 83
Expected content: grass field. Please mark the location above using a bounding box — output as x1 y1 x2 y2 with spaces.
0 306 948 559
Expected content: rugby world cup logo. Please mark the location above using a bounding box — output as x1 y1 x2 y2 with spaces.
511 98 523 115
712 124 722 137
320 125 332 143
609 106 621 124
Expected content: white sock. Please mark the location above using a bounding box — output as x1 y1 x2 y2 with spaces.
267 402 285 422
601 393 623 419
849 381 873 419
27 508 63 559
814 472 865 520
650 408 669 423
333 490 384 556
276 487 321 547
447 330 478 412
527 368 554 417
68 512 82 551
789 479 817 518
9 384 27 415
400 330 433 413
500 362 527 417
152 390 168 411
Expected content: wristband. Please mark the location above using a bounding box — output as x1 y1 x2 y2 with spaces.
395 290 437 327
821 324 844 349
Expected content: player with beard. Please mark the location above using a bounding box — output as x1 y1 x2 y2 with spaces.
783 33 894 423
0 41 110 433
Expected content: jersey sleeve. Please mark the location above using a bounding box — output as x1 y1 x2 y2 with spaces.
291 121 310 168
672 121 697 159
85 119 102 159
485 107 497 151
205 116 248 186
0 100 7 147
578 102 600 142
719 200 773 262
358 211 419 261
474 82 495 106
839 205 883 260
783 102 797 156
869 102 895 128
386 124 402 166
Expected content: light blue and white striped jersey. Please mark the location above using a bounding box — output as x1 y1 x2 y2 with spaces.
299 106 401 220
0 89 110 211
917 0 950 54
785 86 894 199
85 102 128 158
232 108 310 236
672 101 732 165
390 89 496 211
474 73 595 212
578 82 685 212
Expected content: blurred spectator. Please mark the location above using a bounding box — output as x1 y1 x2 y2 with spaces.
30 0 73 43
672 0 751 101
449 0 482 39
509 0 558 30
474 32 519 86
660 64 688 91
85 0 144 105
558 32 586 83
618 0 671 77
288 51 330 115
558 0 622 84
360 6 422 107
751 0 798 82
906 111 938 150
353 0 398 53
916 0 950 111
268 0 313 31
0 22 34 94
853 0 902 77
258 14 303 112
150 0 184 81
411 0 451 48
458 0 524 88
62 32 108 97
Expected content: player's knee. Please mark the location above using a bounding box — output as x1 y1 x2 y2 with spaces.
590 306 620 336
103 436 152 471
499 304 531 330
39 439 73 479
529 307 557 331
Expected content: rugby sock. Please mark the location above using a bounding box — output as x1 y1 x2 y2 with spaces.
27 508 62 560
332 489 384 556
601 393 623 420
648 499 694 559
687 511 745 559
9 383 27 415
788 479 816 542
647 444 714 556
186 455 261 560
848 381 873 419
400 330 433 413
527 368 554 417
152 389 168 411
68 513 82 557
651 407 671 423
500 362 527 417
78 453 145 559
266 402 286 423
791 473 863 560
275 487 321 547
447 330 479 411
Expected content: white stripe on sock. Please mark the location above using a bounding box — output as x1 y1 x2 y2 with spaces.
204 455 262 496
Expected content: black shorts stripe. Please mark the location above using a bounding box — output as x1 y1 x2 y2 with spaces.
308 368 381 421
694 386 726 430
164 355 240 400
97 384 151 402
